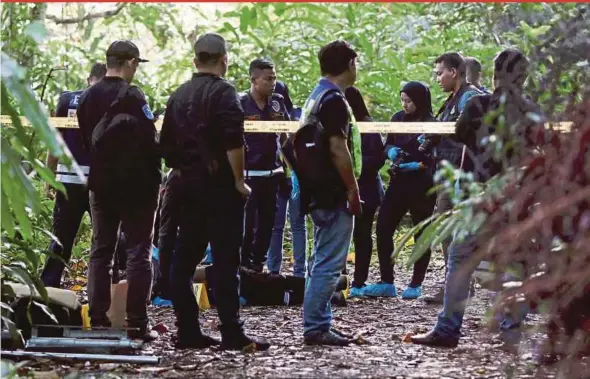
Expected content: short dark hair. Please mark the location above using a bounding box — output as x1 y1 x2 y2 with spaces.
465 57 482 74
318 40 357 76
434 52 466 78
249 58 274 76
493 48 529 86
89 63 107 79
106 56 126 69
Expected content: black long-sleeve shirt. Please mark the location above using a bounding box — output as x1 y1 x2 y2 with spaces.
77 76 160 195
160 73 245 180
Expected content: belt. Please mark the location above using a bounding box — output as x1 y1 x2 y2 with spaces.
56 164 89 185
245 167 284 178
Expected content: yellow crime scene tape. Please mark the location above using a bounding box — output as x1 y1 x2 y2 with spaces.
0 115 572 134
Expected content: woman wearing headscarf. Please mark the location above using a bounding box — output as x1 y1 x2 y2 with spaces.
360 81 437 299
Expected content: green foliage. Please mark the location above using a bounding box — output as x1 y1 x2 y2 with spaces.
1 19 77 343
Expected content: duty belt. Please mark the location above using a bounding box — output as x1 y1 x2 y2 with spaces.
56 163 89 185
245 167 284 178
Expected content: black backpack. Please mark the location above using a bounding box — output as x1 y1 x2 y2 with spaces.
281 89 343 198
90 85 157 194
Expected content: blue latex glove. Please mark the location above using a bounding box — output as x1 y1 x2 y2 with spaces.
291 172 300 199
417 134 426 144
398 162 423 172
387 146 403 161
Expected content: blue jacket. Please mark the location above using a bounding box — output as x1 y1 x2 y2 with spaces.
240 91 290 171
56 89 90 167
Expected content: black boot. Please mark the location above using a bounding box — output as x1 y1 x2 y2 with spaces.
127 321 159 342
304 330 350 346
220 333 270 352
174 331 221 349
410 329 458 348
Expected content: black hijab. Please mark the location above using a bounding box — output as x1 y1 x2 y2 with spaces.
400 81 433 121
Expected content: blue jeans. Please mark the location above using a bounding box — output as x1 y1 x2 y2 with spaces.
434 234 478 340
303 207 353 336
267 178 307 277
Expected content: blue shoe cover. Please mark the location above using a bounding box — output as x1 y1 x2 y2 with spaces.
401 286 422 299
152 296 173 307
362 282 397 297
349 286 366 298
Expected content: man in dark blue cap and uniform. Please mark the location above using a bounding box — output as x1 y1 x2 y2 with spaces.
160 33 270 351
239 58 291 273
41 63 106 288
77 40 161 341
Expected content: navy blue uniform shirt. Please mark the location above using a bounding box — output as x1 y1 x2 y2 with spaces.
55 90 91 166
240 91 290 171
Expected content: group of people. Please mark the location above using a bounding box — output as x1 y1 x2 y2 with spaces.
40 31 542 350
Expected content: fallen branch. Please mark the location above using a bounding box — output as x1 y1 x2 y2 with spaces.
46 3 126 25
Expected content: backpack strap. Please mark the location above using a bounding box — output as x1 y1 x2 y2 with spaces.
107 84 131 114
310 88 343 117
91 84 130 149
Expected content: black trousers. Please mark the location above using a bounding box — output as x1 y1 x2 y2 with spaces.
154 170 184 298
351 204 379 288
171 171 246 339
241 176 279 270
87 189 158 327
376 172 436 287
41 183 90 288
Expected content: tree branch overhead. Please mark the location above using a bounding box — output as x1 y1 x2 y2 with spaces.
46 3 126 25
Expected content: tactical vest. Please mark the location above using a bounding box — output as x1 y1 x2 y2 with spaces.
300 78 362 179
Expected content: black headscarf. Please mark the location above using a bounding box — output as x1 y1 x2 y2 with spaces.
400 81 433 121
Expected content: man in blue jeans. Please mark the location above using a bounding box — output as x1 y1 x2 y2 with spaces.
296 40 362 346
411 48 541 347
267 172 307 277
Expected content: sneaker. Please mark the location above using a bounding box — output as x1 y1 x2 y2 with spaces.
401 286 422 299
423 288 444 304
349 286 365 298
174 332 221 349
220 334 270 352
362 282 397 297
304 330 350 346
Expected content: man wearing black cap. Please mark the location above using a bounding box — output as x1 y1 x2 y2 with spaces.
160 33 270 351
77 40 161 341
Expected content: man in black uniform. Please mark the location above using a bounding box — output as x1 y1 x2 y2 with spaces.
41 63 106 288
77 41 160 341
160 33 270 351
240 58 290 273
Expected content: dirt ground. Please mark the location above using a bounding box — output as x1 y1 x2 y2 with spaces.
8 255 590 379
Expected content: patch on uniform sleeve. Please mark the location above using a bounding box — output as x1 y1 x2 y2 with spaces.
142 104 154 120
271 100 281 112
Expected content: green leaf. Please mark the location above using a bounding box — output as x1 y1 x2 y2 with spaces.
32 300 59 324
239 7 250 34
0 185 16 238
406 215 448 268
0 302 14 314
